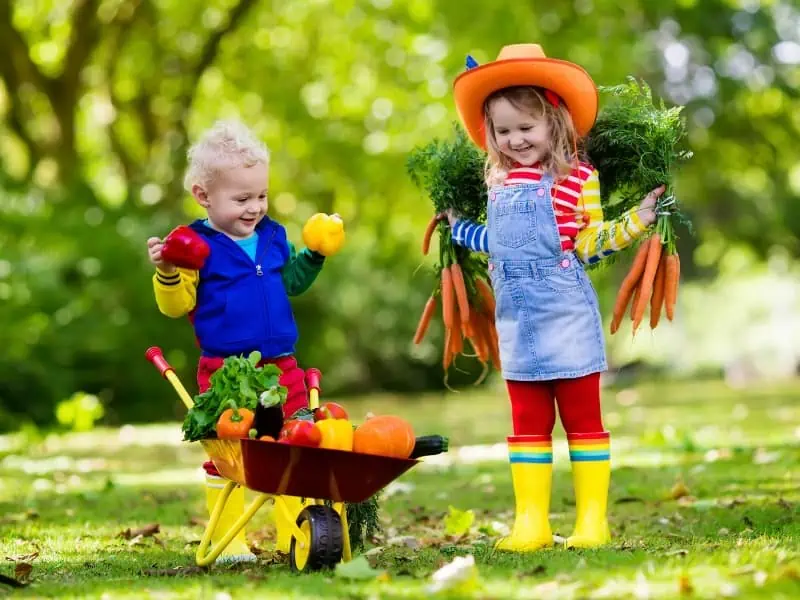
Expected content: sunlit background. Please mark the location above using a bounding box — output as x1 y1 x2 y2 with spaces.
1 0 800 432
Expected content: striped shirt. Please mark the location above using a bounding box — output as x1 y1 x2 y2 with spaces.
452 162 647 264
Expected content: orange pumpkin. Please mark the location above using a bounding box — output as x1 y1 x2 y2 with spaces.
353 415 415 458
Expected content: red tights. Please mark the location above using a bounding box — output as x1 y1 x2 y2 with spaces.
506 373 604 435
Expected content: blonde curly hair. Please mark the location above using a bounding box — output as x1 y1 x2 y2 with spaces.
183 120 270 192
483 86 579 187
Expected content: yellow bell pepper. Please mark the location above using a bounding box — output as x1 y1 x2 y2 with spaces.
302 213 345 257
314 419 354 451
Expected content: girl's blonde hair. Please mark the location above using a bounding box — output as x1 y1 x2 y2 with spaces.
483 86 579 186
183 120 270 192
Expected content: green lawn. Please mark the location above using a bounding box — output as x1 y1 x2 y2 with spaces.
1 378 798 599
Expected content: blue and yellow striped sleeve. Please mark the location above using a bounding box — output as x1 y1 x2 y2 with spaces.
574 170 649 265
451 219 489 253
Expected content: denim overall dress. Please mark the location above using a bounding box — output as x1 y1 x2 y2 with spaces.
487 175 608 381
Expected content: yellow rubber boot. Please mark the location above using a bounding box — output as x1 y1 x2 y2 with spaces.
496 435 554 552
566 432 611 549
205 474 257 564
274 495 305 554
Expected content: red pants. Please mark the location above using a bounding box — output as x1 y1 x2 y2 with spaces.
506 373 603 435
197 354 308 418
199 354 308 477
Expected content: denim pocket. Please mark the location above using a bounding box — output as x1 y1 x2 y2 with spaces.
494 199 537 249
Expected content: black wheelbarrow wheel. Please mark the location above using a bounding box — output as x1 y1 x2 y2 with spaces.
289 505 344 572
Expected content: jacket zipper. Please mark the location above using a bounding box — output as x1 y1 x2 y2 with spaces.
256 226 278 341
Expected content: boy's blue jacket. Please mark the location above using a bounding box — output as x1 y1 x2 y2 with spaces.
186 218 321 358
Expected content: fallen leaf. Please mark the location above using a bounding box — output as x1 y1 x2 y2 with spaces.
753 571 767 587
14 563 32 583
678 574 693 595
118 523 160 540
387 536 420 550
5 551 39 563
670 480 691 500
426 554 480 595
776 565 799 580
153 536 166 548
666 549 689 557
128 535 146 547
730 565 755 576
334 556 385 580
189 516 208 528
444 506 475 537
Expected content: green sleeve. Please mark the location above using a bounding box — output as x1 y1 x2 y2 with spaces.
282 241 325 296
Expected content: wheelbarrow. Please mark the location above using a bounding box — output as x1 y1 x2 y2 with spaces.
145 347 419 571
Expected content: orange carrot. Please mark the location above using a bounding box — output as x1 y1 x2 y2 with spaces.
664 253 680 321
450 263 470 325
442 327 453 371
610 240 651 334
468 312 490 364
649 255 667 329
421 214 440 255
475 278 496 318
413 295 437 344
629 280 642 321
441 266 455 329
632 234 663 333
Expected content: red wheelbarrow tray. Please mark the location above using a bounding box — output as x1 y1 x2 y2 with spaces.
201 437 419 504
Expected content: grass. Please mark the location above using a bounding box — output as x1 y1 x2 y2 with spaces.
1 377 799 598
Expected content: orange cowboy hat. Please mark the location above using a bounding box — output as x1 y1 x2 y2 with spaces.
453 43 598 149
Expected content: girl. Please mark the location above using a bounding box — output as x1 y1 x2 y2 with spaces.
446 44 664 551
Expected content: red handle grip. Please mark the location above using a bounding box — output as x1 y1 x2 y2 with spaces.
145 347 173 378
305 368 322 391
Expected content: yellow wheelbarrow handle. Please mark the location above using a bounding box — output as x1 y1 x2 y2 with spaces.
145 347 195 410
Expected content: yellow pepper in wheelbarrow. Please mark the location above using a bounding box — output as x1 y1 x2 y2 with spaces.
314 419 354 451
302 213 345 257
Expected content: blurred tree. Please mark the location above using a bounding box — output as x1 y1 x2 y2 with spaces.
0 0 798 430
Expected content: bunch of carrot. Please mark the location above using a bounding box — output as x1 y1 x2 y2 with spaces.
610 209 681 335
413 215 500 377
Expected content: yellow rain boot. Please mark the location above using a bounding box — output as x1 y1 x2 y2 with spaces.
495 435 554 552
566 432 611 548
274 495 305 554
204 473 257 564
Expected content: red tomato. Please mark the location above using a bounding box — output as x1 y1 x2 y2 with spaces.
279 420 322 447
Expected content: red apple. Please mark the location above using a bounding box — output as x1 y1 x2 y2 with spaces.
313 402 349 421
279 420 322 447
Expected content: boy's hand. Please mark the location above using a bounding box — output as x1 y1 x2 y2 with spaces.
637 185 665 227
147 237 177 273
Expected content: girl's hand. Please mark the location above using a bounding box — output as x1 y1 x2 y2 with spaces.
637 185 666 227
438 209 458 228
147 237 177 273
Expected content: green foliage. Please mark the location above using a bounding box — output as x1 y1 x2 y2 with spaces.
585 77 693 221
181 352 286 442
346 495 381 552
55 392 104 432
406 124 487 224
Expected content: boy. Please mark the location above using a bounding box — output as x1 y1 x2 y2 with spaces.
147 120 343 562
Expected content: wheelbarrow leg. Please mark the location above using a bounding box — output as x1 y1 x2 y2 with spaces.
334 502 352 562
196 480 270 567
274 495 305 554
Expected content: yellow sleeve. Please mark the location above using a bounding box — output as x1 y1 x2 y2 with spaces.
574 169 649 265
152 267 199 318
